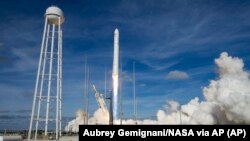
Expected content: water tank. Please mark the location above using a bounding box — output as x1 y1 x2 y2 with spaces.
45 6 64 25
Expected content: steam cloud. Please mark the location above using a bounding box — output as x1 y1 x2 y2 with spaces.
65 52 250 132
65 110 85 132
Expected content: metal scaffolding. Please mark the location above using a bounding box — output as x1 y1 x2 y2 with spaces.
28 6 64 140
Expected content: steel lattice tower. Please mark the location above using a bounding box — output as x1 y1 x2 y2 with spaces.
28 6 64 140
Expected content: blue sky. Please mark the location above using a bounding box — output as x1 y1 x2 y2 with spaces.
1 0 250 130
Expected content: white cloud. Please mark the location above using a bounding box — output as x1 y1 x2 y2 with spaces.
166 70 189 80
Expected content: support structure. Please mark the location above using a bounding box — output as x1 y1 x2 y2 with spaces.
109 90 113 125
119 59 123 125
133 62 137 124
28 6 64 140
84 55 89 125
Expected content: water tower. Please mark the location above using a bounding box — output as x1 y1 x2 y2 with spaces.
28 6 64 140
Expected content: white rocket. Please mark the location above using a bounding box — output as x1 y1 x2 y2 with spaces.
113 28 119 77
112 28 119 123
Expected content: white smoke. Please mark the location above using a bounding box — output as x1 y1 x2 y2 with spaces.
161 52 250 124
65 109 85 132
203 52 250 124
88 108 109 125
65 108 109 132
65 52 250 130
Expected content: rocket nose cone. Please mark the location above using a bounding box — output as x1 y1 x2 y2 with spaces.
114 28 119 34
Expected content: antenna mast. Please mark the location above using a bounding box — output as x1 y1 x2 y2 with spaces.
133 62 137 124
84 55 89 125
119 51 123 125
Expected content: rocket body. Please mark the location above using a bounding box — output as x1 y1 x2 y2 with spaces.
112 28 119 124
112 29 119 77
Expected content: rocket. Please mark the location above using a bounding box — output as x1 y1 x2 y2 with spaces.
112 28 119 77
110 28 119 125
